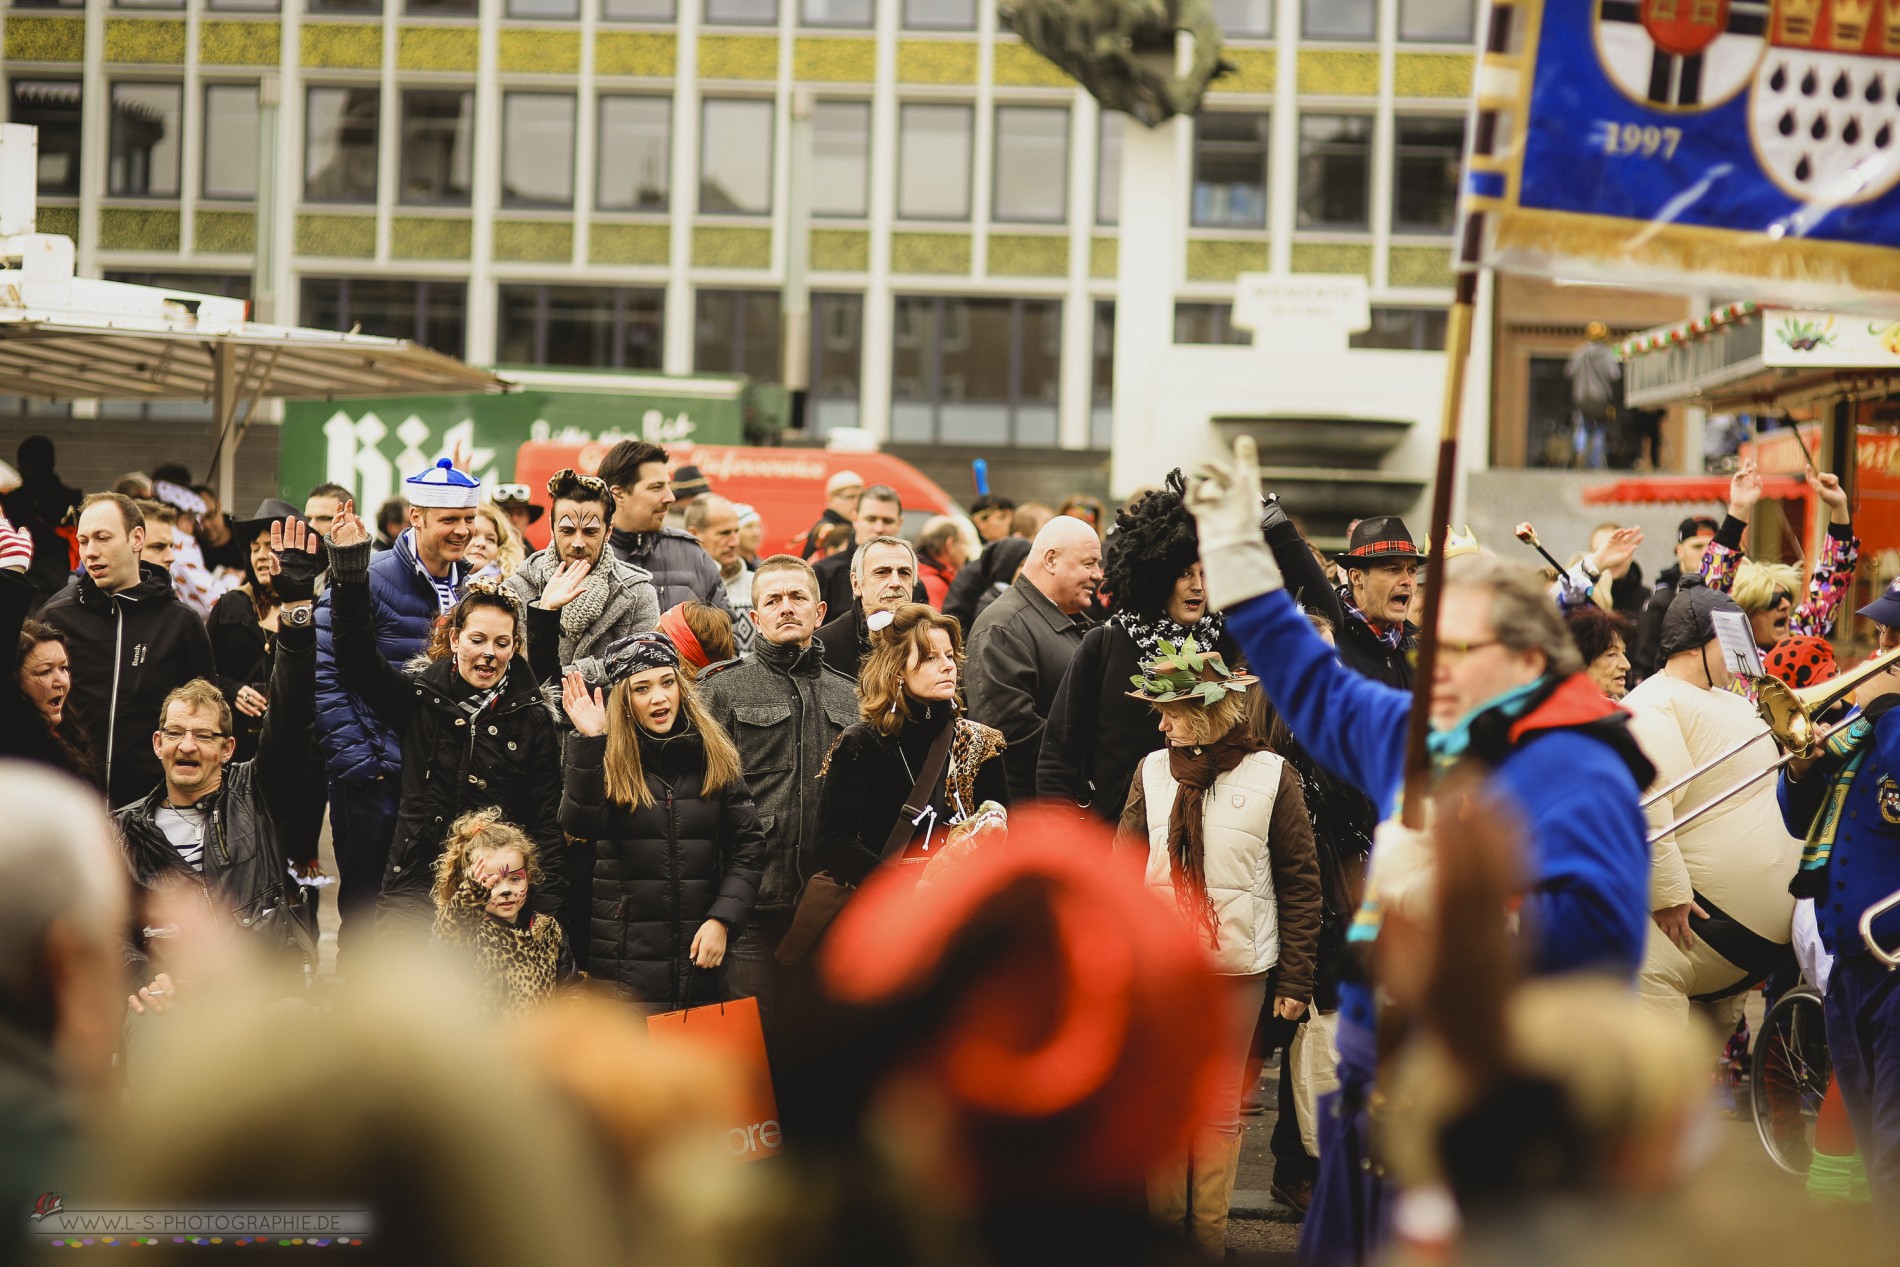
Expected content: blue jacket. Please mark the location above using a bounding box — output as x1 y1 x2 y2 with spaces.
314 529 465 784
1226 589 1652 984
1779 695 1900 960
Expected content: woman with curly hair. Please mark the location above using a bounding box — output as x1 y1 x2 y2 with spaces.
431 809 575 1017
811 603 1008 887
323 500 564 925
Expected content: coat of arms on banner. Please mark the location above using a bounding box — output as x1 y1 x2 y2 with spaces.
1466 0 1900 297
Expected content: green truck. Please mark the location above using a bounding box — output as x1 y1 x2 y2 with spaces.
278 368 788 506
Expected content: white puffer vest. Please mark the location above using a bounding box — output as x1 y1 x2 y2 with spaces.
1139 747 1285 976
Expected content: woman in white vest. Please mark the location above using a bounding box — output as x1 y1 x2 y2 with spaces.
1117 638 1323 1254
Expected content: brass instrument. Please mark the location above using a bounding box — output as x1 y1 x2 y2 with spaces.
1643 643 1900 845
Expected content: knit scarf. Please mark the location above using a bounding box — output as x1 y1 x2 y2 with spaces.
1339 588 1404 650
1166 730 1266 948
559 556 617 642
1791 716 1874 898
1109 607 1226 664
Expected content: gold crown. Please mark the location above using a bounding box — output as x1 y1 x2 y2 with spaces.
1833 0 1875 46
1777 0 1823 41
1884 0 1900 52
1443 525 1481 559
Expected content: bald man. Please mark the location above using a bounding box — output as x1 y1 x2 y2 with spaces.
964 515 1104 800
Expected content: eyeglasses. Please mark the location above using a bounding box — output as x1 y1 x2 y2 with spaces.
492 484 532 503
1437 638 1502 661
159 728 226 745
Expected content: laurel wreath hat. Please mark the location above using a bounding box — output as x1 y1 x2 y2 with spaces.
1126 637 1256 705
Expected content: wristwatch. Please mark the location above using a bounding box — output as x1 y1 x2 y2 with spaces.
281 604 314 629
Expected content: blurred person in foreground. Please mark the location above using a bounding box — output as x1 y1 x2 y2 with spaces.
1181 436 1653 1266
0 767 128 1265
704 812 1229 1267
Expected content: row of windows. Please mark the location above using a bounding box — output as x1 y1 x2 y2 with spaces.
18 77 1465 237
10 0 1474 36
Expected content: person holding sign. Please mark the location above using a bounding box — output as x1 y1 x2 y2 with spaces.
1620 579 1801 1041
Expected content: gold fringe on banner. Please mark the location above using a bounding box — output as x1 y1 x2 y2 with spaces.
1493 207 1900 294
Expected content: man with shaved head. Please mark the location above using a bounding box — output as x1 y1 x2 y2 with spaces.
964 514 1103 800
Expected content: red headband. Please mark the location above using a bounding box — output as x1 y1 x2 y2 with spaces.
657 605 708 670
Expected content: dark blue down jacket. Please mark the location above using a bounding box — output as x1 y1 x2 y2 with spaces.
314 528 465 784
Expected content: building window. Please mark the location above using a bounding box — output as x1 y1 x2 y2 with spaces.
1097 111 1123 225
903 0 974 29
116 0 184 11
496 284 664 368
993 105 1069 224
208 0 278 12
1213 0 1271 37
1091 301 1114 448
802 0 870 25
809 292 864 437
501 93 576 210
509 0 579 16
400 89 474 207
1303 0 1373 39
700 98 774 215
1191 111 1268 229
107 82 182 198
1400 0 1473 41
1297 113 1371 231
305 86 379 204
813 101 872 218
202 84 259 200
308 0 380 14
706 0 774 23
897 103 973 220
1393 116 1463 234
1349 307 1449 350
602 0 672 18
301 277 467 359
1174 302 1253 345
597 96 670 212
11 81 83 197
406 0 475 15
891 296 1062 446
695 290 782 382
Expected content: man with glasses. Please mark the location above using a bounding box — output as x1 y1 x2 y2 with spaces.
115 518 323 960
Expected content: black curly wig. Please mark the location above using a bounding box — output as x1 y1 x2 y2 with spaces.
1104 470 1200 619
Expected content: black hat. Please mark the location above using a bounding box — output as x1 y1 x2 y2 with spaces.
231 498 304 540
1676 515 1720 544
600 631 680 686
1334 516 1423 567
671 465 712 500
1658 575 1743 660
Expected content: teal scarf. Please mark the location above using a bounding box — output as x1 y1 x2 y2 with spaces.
1424 677 1551 774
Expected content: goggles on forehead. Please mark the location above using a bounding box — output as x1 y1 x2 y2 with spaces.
492 484 533 503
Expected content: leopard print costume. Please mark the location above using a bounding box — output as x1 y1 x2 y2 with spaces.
947 719 1007 819
433 880 570 1018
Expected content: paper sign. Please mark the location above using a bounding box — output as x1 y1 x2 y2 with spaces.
1711 609 1765 680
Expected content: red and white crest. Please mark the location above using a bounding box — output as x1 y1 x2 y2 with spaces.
1598 0 1771 109
1749 0 1900 202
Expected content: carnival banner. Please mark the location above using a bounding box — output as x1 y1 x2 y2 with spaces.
1468 0 1900 299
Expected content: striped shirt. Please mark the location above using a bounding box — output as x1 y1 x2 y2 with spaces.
155 804 211 873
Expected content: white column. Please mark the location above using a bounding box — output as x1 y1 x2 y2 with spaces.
465 0 502 364
1110 115 1184 494
856 0 899 442
374 8 399 262
663 9 700 374
1057 91 1094 450
1268 0 1301 273
76 0 107 281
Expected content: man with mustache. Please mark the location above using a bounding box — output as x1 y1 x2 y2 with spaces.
506 468 660 686
814 535 922 678
700 554 858 1017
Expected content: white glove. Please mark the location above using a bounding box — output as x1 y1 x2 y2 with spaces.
1185 435 1283 612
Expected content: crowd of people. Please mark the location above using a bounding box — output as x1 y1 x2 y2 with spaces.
0 431 1895 1265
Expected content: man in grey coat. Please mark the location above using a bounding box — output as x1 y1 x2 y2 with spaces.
700 554 858 1021
964 515 1102 802
596 438 731 615
506 468 661 684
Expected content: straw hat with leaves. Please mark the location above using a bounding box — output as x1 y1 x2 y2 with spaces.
1126 637 1256 705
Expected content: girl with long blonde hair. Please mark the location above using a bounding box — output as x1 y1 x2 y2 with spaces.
559 631 765 1011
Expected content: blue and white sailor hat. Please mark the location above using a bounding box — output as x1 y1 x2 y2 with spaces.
404 458 481 510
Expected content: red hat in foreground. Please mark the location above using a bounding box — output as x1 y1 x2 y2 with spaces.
817 805 1228 1198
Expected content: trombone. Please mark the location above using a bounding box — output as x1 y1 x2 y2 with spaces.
1642 643 1900 844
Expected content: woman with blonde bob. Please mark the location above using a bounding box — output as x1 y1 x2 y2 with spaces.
811 603 1008 888
1116 638 1322 1255
560 630 764 1011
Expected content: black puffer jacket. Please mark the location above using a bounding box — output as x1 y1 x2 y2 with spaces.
115 620 320 957
326 540 565 922
560 722 765 1010
36 560 215 808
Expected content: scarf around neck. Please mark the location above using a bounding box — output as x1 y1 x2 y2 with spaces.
1424 677 1549 774
1110 607 1226 665
1166 730 1266 947
1339 587 1405 651
555 552 617 641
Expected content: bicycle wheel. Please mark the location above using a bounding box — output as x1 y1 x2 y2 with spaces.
1750 986 1831 1177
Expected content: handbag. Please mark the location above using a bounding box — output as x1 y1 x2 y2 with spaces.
645 996 781 1162
775 721 955 967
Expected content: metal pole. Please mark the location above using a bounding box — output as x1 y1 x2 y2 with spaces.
213 345 237 510
782 88 814 436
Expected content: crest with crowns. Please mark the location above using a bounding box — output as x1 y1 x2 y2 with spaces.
1749 0 1900 202
1596 0 1772 110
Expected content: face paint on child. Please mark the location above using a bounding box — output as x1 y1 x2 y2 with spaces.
476 847 529 923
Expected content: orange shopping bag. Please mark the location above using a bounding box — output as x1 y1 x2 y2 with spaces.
645 995 781 1163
